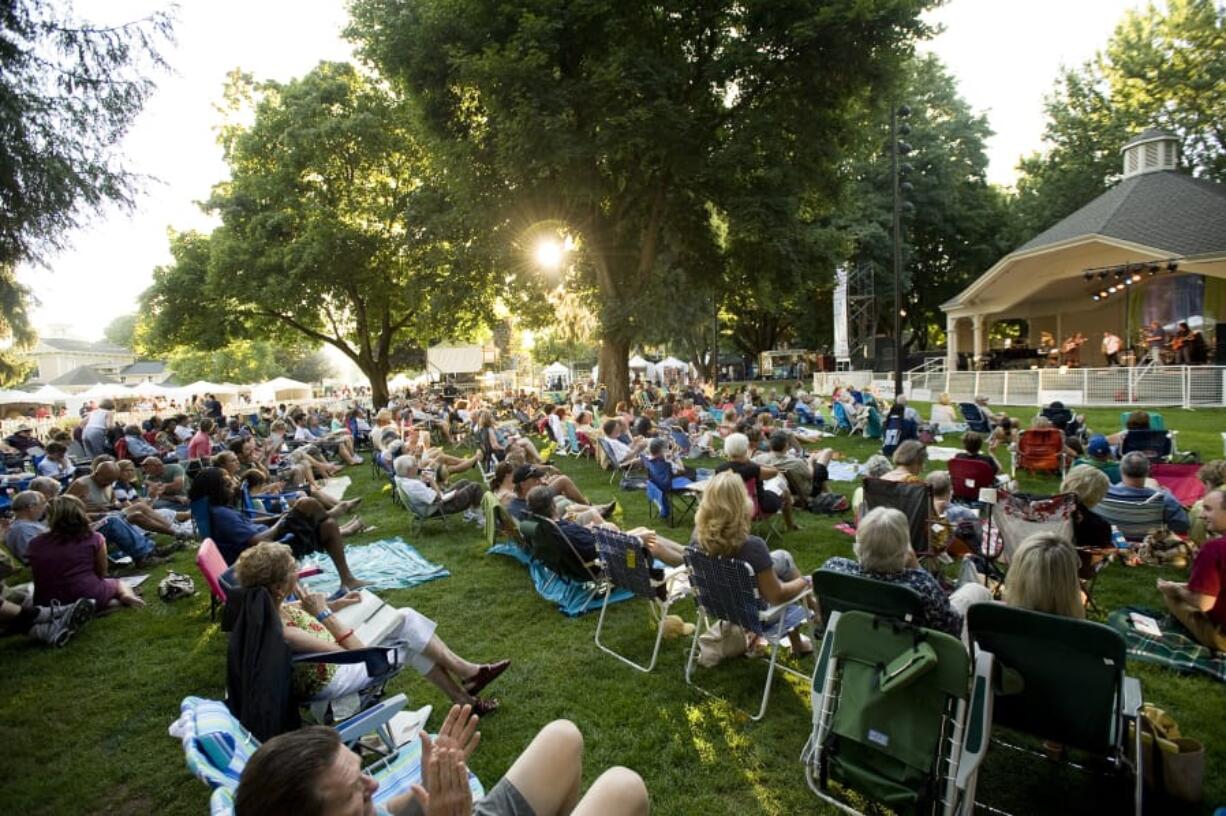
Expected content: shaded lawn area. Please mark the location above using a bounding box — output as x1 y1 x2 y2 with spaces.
1 402 1222 814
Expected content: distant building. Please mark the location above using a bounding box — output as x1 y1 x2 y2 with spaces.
117 360 169 384
25 338 134 384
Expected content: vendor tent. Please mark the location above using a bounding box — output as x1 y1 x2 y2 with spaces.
252 377 313 404
129 381 175 398
0 388 35 405
76 382 135 401
542 362 572 390
388 372 415 391
29 385 71 403
658 356 691 385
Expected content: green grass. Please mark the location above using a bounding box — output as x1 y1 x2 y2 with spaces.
1 404 1223 814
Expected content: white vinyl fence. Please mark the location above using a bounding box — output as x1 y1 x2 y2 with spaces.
814 366 1226 408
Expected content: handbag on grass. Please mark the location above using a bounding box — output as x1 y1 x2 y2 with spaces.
1129 703 1204 804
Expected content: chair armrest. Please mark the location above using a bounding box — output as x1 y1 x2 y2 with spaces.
294 642 402 676
760 586 813 621
334 692 408 747
1122 675 1143 719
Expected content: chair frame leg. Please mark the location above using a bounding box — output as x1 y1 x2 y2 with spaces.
594 589 670 673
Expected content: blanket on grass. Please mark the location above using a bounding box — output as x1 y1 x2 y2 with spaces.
300 538 448 592
1107 605 1226 683
487 542 633 616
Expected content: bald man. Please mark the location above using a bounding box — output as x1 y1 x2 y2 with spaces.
66 462 179 537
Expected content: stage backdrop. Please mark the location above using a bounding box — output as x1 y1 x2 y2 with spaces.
1127 275 1226 343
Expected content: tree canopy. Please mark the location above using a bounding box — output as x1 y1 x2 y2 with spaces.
348 0 935 405
0 0 171 383
139 62 500 406
1010 0 1226 243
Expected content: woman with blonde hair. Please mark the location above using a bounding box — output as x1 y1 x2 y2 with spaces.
930 392 957 427
1003 532 1085 619
1061 465 1113 550
645 471 813 654
235 542 510 716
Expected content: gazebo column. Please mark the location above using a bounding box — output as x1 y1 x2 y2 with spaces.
946 315 959 370
972 314 987 366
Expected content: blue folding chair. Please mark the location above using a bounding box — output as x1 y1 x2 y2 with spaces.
831 401 854 435
593 528 688 673
959 403 991 434
880 413 917 459
1119 429 1175 463
683 548 813 720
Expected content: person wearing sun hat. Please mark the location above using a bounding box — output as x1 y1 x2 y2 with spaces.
5 424 43 456
1075 434 1121 484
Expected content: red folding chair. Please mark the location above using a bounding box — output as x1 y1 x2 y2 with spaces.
743 477 784 544
1150 463 1205 508
948 457 996 505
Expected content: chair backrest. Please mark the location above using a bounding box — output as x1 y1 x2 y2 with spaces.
565 422 582 452
597 436 621 471
175 695 262 793
683 547 769 635
988 490 1076 562
1120 411 1164 431
191 497 213 540
1120 429 1172 462
967 603 1126 753
880 414 917 459
669 426 691 455
196 538 229 603
1150 463 1205 508
947 457 995 501
811 569 925 624
114 437 129 461
594 528 656 600
824 610 971 808
959 403 991 433
742 476 766 519
529 516 599 583
1091 494 1166 541
1015 428 1065 472
645 480 669 519
862 477 933 550
832 401 852 430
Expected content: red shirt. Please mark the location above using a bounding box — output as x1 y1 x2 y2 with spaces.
1187 535 1226 629
187 430 213 460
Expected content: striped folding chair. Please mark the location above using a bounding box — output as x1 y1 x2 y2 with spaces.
1091 494 1167 543
598 436 639 484
593 528 689 672
683 548 813 721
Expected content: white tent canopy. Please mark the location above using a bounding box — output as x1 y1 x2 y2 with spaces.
251 377 313 404
180 380 241 396
659 356 688 369
29 385 72 403
0 388 36 405
628 355 649 369
388 372 415 390
76 383 134 401
128 381 175 398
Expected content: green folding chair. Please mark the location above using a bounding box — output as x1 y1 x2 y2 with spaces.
802 610 994 815
967 604 1143 815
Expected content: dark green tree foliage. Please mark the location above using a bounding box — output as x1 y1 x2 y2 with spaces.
0 0 171 383
140 63 499 407
1010 0 1226 243
838 54 1010 351
348 0 934 405
103 313 138 349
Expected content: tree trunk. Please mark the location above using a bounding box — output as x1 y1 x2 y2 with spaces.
363 360 390 410
598 336 631 409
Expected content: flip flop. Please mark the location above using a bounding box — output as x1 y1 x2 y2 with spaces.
463 659 511 696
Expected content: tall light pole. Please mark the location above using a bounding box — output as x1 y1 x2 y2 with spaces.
891 103 913 398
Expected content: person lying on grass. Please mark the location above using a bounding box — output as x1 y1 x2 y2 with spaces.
234 704 649 816
234 543 509 717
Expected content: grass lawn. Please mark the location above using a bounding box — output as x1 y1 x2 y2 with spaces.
1 403 1222 815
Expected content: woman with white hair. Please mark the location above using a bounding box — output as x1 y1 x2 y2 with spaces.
852 454 893 522
821 506 991 637
716 432 797 531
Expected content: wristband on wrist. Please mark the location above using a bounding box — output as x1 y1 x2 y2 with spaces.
315 608 333 623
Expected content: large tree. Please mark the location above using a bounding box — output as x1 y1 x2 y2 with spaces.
140 63 499 407
348 0 934 406
0 0 172 383
1010 0 1226 243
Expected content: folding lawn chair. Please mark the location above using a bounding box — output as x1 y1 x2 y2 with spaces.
947 457 995 508
565 421 592 458
644 459 697 528
1149 463 1205 508
197 538 229 621
481 490 526 551
744 477 785 544
598 436 639 484
880 413 918 459
1119 429 1176 463
1012 427 1068 478
683 548 813 721
966 604 1142 815
592 528 689 673
172 694 485 814
958 403 991 434
802 610 993 816
191 496 213 540
980 490 1076 579
862 478 944 568
832 401 865 436
1119 411 1164 431
525 515 607 606
1091 494 1167 543
394 479 452 536
810 569 925 630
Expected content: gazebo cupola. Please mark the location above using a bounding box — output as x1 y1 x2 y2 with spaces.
1120 128 1179 179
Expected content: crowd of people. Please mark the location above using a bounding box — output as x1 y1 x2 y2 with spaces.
4 375 1226 814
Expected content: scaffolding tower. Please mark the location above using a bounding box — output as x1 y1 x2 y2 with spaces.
837 262 877 371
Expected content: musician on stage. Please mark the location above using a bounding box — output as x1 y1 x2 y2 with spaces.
1060 332 1086 367
1102 331 1122 366
1173 321 1193 364
1144 320 1167 365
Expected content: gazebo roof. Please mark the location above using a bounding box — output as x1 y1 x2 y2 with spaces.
1015 170 1226 257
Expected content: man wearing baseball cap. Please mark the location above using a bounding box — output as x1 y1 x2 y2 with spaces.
1075 435 1121 483
509 464 614 523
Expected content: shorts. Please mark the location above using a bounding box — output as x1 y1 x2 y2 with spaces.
759 489 783 514
474 779 536 816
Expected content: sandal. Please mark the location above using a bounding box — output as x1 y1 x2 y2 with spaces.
464 659 511 696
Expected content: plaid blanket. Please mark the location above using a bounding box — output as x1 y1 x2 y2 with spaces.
1107 605 1226 683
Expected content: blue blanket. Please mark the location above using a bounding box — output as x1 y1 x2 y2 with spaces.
487 543 634 617
300 538 449 592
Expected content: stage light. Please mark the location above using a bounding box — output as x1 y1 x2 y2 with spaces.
1132 274 1142 283
1167 261 1179 273
1083 270 1094 281
1123 278 1133 285
1099 290 1108 297
1098 270 1108 279
1092 295 1100 301
1113 268 1125 279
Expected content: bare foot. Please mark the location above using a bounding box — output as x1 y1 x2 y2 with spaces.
342 578 373 592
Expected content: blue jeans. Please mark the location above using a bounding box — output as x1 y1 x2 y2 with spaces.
82 427 108 458
97 514 155 560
